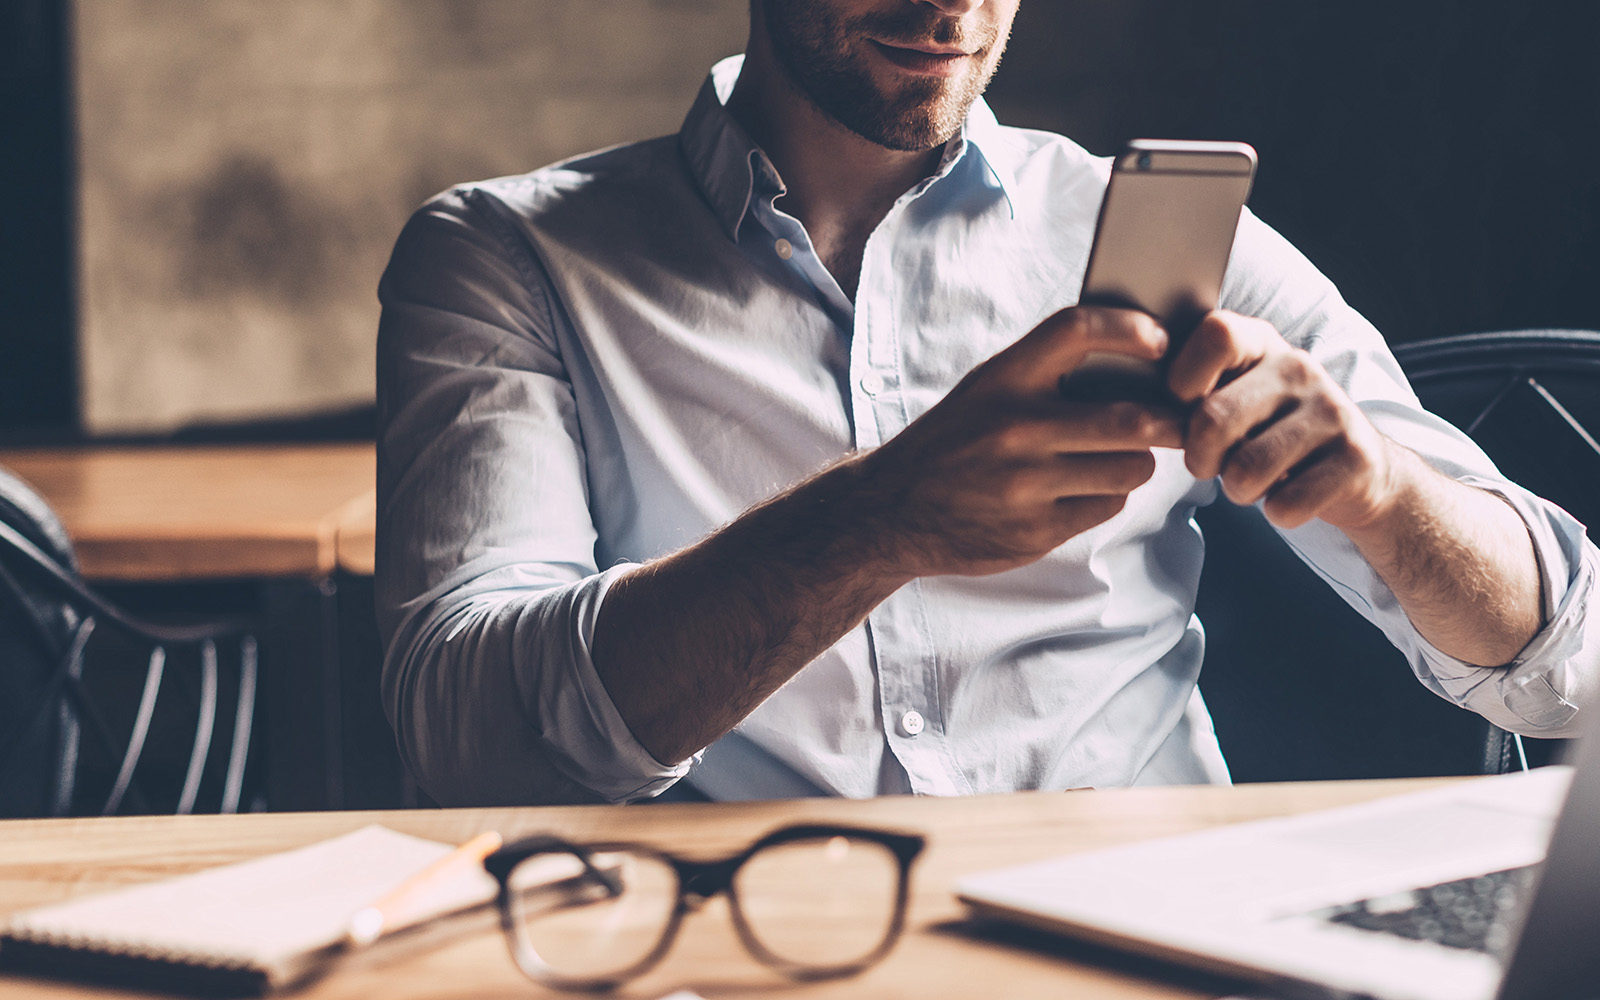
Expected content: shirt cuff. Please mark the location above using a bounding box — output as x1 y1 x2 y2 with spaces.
1408 476 1593 735
528 563 695 801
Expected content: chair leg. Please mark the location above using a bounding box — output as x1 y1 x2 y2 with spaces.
176 640 219 815
102 646 166 815
61 664 154 814
48 618 91 816
0 617 93 811
1482 725 1516 775
221 636 258 814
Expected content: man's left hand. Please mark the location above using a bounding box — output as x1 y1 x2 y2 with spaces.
1168 311 1401 531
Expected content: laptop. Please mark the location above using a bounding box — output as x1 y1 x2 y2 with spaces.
956 705 1600 1000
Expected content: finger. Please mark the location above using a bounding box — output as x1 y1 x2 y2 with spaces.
1041 450 1160 500
1259 440 1373 529
1030 396 1188 450
995 307 1169 394
1182 352 1324 480
982 452 1157 518
1215 405 1335 506
1045 399 1185 452
981 400 1183 460
1050 493 1133 540
1166 311 1281 403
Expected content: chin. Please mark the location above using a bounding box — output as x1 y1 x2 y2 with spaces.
853 94 968 151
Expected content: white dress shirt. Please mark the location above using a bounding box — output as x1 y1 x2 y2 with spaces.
375 56 1596 806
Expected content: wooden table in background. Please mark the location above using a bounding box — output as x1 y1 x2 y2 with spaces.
0 443 383 811
0 779 1452 1000
0 443 376 581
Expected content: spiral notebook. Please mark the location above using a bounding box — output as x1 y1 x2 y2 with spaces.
0 825 499 997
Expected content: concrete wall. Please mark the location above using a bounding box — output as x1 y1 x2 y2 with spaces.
70 1 1600 433
74 0 748 433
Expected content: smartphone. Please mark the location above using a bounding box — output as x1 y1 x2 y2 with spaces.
1060 139 1258 402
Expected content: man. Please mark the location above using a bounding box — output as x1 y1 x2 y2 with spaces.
375 0 1595 805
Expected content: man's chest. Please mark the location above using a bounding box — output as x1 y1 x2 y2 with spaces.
522 178 1110 552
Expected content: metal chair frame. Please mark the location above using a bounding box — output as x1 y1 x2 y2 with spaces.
1393 330 1600 451
1392 329 1600 775
0 516 259 816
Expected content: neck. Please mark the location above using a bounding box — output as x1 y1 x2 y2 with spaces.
726 41 946 300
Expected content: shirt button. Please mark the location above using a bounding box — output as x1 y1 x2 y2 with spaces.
774 238 793 260
859 370 885 396
899 710 925 737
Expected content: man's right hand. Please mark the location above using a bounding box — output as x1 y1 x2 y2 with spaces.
593 305 1183 764
858 306 1184 579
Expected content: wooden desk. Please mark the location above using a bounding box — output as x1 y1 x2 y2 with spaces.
0 442 384 811
332 487 376 576
0 779 1451 1000
0 443 376 582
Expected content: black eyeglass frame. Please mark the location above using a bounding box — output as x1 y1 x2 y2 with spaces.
483 822 927 992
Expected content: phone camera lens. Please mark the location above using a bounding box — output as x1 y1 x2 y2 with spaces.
1136 152 1152 171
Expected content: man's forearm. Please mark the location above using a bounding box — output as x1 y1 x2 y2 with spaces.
590 454 915 764
1340 442 1543 668
586 307 1181 766
1162 314 1545 669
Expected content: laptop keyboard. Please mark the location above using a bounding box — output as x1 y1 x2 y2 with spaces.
1317 866 1537 953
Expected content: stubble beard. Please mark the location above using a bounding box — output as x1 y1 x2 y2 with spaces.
761 1 1009 152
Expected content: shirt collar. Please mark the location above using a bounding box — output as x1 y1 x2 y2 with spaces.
958 97 1020 220
679 56 773 241
680 54 1019 241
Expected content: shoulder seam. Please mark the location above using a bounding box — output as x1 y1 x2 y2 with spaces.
459 185 563 347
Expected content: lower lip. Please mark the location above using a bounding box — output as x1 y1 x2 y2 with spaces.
869 41 971 77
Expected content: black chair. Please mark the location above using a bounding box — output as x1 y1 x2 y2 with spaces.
0 466 261 817
1198 330 1600 782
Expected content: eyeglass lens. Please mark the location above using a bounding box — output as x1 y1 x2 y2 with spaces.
731 834 902 969
507 849 677 984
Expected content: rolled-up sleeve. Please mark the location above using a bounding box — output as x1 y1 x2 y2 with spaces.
1225 211 1599 738
375 188 689 805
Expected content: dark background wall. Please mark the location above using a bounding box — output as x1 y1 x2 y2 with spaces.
4 0 1599 437
1 0 75 437
985 0 1600 346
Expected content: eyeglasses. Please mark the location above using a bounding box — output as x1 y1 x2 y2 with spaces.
482 823 926 991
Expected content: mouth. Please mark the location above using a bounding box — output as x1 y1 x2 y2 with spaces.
868 38 976 77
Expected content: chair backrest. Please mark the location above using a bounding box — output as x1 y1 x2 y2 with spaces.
0 465 260 816
1198 331 1600 782
1394 331 1600 532
0 467 82 816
